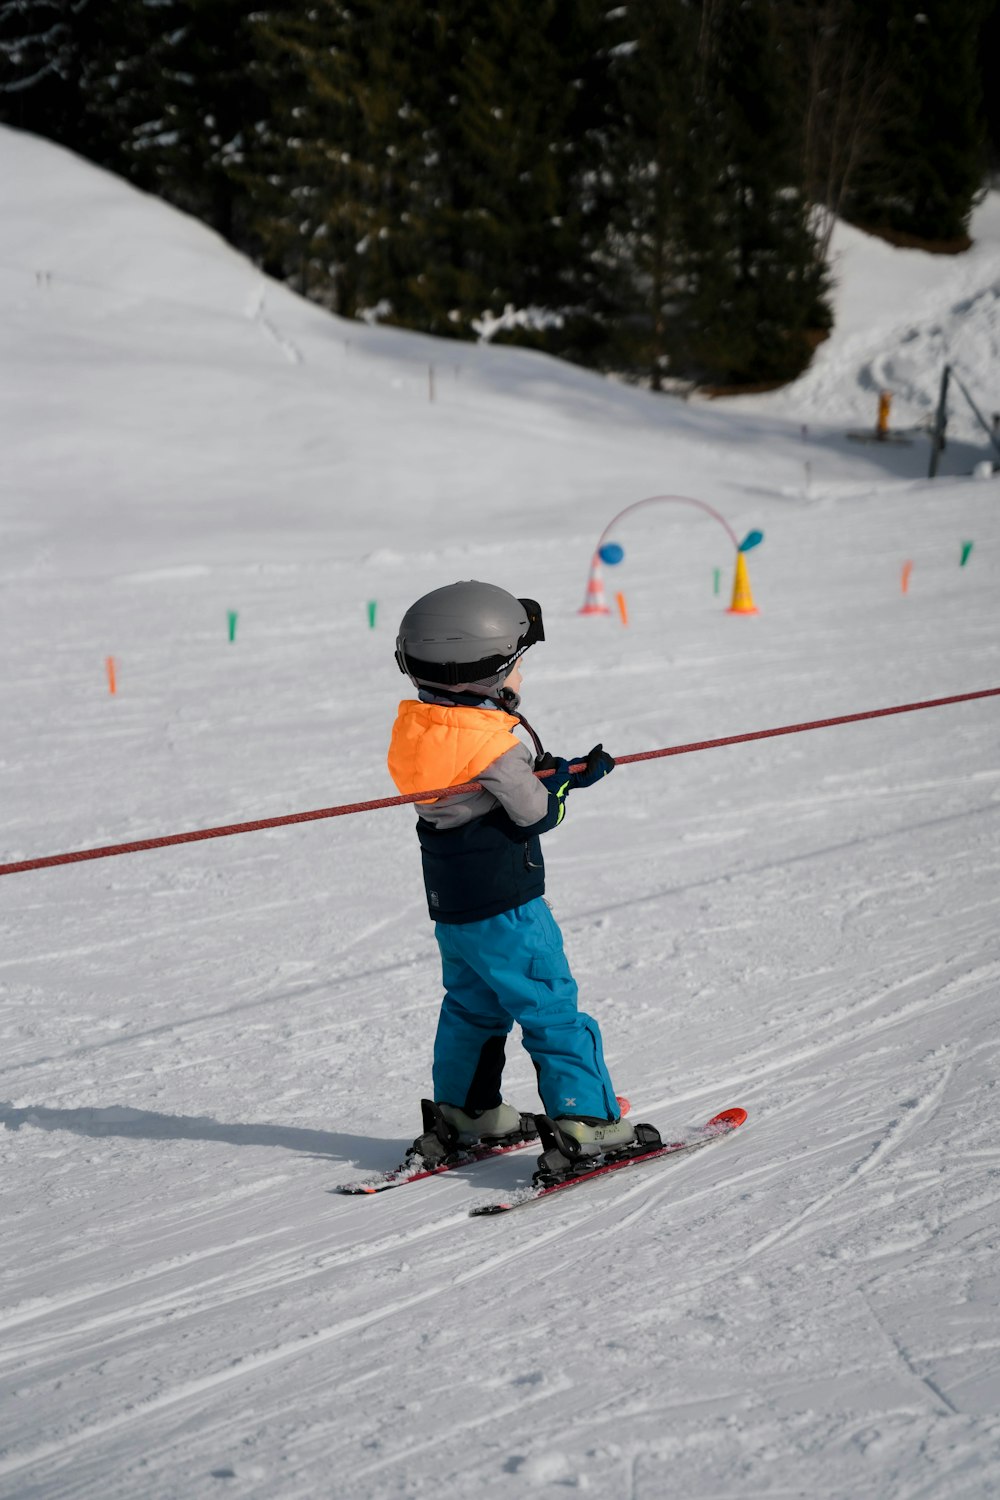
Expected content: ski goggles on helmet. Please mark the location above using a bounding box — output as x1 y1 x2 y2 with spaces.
518 598 544 651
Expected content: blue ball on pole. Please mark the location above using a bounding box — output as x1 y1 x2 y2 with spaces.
599 542 625 566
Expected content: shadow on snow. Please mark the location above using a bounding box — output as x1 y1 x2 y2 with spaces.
0 1099 394 1170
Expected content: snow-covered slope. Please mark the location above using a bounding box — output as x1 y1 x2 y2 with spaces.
1 126 999 1500
723 194 1000 444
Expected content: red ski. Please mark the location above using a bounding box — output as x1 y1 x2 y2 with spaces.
336 1097 631 1197
469 1107 747 1216
335 1133 536 1195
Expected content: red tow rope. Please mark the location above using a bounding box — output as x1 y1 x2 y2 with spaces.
1 687 996 878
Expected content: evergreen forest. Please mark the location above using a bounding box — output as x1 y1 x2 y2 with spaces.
2 0 996 389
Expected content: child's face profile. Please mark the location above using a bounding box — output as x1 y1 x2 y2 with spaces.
505 661 524 696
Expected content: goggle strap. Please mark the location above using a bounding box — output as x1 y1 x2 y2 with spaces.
399 642 530 686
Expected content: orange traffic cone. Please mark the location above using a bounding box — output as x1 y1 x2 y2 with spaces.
727 551 758 615
579 554 611 615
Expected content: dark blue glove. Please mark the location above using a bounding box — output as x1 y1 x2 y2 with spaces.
567 744 615 789
527 753 571 833
534 752 571 794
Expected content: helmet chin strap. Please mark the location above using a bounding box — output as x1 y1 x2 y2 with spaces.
510 707 545 759
493 695 545 758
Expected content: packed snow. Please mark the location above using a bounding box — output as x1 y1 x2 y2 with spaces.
1 125 999 1499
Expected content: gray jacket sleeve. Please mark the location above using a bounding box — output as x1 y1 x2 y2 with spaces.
476 741 550 826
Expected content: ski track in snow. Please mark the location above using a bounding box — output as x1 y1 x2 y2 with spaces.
2 128 1000 1499
737 1053 955 1262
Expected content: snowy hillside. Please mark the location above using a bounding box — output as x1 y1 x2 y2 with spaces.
1 125 999 1500
725 195 1000 444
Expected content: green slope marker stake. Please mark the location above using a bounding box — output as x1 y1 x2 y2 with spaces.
228 610 239 642
960 541 974 567
713 567 721 596
367 600 377 628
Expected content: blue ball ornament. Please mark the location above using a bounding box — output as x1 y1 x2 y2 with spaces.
599 542 625 566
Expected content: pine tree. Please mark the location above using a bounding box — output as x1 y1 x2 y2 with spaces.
101 2 277 253
250 1 441 317
255 0 607 350
842 0 992 244
0 0 140 164
670 0 831 387
983 2 1000 173
1 0 289 260
1 0 82 138
780 0 890 263
412 0 606 347
599 0 701 386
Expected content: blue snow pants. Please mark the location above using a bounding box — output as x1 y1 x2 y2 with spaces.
432 897 619 1121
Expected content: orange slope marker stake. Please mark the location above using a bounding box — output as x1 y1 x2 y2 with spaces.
105 656 117 695
902 560 913 595
727 551 758 615
616 591 629 626
877 390 892 439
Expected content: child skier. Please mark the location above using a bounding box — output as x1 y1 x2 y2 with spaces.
388 579 636 1178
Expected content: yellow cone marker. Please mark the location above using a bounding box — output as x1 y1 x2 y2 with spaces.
727 551 758 615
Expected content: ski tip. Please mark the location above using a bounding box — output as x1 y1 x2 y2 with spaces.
706 1106 748 1131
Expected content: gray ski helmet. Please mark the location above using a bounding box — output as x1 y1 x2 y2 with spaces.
395 581 544 691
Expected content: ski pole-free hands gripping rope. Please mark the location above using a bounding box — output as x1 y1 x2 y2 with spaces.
1 688 997 878
566 744 615 789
